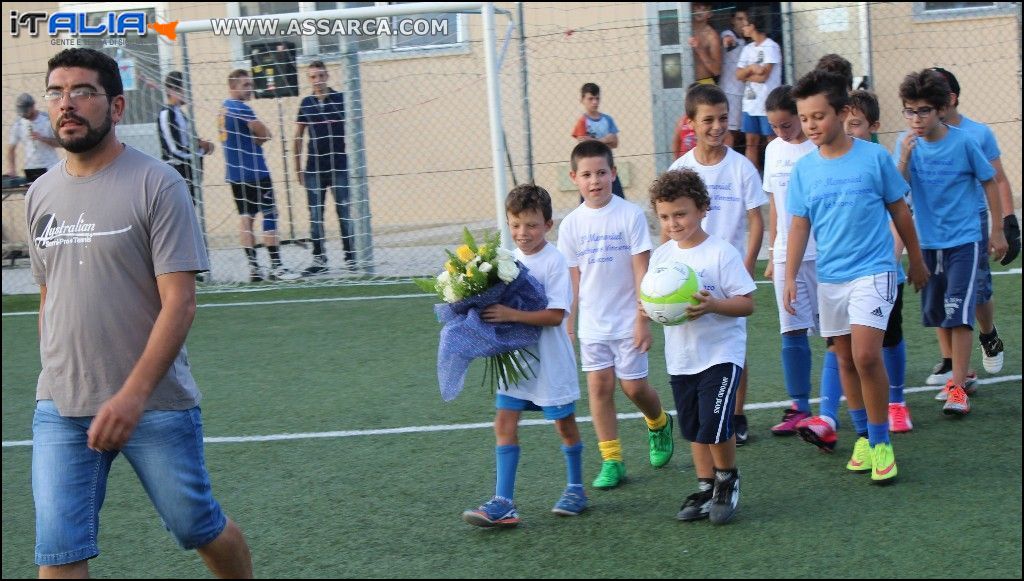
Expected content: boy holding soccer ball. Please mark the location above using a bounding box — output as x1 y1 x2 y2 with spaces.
648 169 756 524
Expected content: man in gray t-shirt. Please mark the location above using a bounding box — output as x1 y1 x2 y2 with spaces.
26 47 252 578
28 143 208 415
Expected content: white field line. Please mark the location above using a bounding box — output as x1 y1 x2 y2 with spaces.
3 374 1019 448
5 268 1020 317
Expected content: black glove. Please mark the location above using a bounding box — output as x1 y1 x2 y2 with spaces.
1002 214 1021 266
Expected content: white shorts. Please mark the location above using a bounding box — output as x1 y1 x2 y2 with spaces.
579 337 649 380
773 259 819 334
726 93 742 131
818 272 897 337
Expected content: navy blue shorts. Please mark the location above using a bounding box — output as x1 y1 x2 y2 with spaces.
922 242 980 329
670 363 742 444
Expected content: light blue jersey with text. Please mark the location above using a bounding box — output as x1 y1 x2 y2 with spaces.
954 115 1001 213
892 125 994 249
788 138 906 283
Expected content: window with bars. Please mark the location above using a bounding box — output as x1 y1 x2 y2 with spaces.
913 2 1014 21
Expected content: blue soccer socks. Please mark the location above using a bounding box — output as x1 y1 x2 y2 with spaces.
782 334 813 412
561 442 583 487
849 408 868 438
495 445 520 500
820 350 843 428
867 421 890 447
884 340 907 404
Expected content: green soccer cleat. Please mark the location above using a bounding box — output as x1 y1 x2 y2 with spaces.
648 413 675 468
592 459 626 489
870 443 898 484
846 437 872 473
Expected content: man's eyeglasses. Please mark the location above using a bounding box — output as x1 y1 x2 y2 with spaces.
902 106 935 119
42 89 107 103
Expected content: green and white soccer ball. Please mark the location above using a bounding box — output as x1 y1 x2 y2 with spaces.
640 262 702 325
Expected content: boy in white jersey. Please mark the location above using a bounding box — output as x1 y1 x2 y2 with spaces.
669 83 766 445
649 169 755 525
761 85 822 438
557 140 674 489
786 70 928 484
462 184 587 528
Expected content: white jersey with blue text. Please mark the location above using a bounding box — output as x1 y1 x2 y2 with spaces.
557 195 653 341
669 147 767 258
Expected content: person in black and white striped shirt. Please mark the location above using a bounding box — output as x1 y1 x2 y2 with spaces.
158 71 213 204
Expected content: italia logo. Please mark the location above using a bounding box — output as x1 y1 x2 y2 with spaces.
9 11 178 40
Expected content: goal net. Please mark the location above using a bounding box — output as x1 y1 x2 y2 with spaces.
4 2 526 291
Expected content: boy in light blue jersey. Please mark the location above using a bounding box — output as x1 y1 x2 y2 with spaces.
892 69 1007 417
921 67 1017 387
786 70 927 484
844 90 916 434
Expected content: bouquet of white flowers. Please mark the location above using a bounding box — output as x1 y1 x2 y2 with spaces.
415 229 547 401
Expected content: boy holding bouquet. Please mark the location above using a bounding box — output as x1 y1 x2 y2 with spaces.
462 184 587 527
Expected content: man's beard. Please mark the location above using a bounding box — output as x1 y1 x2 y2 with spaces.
55 111 113 154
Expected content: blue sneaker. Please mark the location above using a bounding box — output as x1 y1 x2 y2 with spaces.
551 486 589 516
461 496 520 528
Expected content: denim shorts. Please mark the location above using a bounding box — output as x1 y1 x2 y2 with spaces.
495 393 576 420
32 400 227 566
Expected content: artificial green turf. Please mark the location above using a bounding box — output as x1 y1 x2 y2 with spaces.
2 266 1020 577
